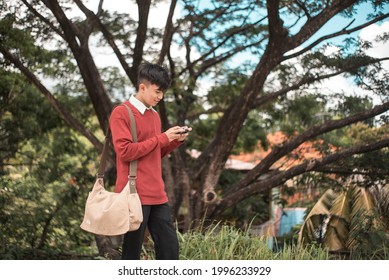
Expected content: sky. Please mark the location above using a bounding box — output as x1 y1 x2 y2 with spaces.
74 1 388 102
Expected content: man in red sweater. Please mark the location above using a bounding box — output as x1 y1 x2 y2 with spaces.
110 63 190 260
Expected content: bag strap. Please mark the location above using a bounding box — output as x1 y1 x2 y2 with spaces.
97 103 138 193
122 104 138 193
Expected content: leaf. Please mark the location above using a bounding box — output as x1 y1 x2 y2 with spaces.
330 187 351 223
350 185 375 214
322 190 351 251
346 185 385 250
298 189 337 243
324 216 349 251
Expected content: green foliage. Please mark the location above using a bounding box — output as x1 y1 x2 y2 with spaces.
272 94 328 134
371 185 389 230
347 209 389 259
233 111 268 154
207 71 247 109
0 70 99 259
0 126 99 258
0 71 61 173
216 170 270 227
327 123 389 184
0 174 97 259
330 95 374 127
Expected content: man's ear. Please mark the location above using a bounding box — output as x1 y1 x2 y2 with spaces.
138 83 145 92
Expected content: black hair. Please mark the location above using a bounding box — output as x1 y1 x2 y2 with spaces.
137 62 171 91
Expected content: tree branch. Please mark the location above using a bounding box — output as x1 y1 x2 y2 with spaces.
96 0 104 17
313 166 389 177
37 201 62 249
187 106 224 121
41 0 83 48
284 0 356 51
157 0 178 130
158 0 177 65
72 0 135 85
190 2 233 38
210 137 389 218
283 12 389 61
195 38 267 79
21 0 64 39
294 0 311 20
251 57 389 109
266 0 285 40
188 16 268 74
131 0 151 80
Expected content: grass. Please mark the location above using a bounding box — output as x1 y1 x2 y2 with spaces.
142 221 388 260
142 222 331 260
6 221 385 260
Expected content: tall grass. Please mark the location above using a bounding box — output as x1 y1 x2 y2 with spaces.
142 222 330 260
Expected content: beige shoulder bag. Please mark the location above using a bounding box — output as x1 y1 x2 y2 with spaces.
80 104 143 236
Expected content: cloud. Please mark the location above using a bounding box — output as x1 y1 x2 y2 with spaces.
81 0 179 28
359 21 389 58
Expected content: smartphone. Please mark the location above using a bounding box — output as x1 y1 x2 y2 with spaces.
176 128 190 134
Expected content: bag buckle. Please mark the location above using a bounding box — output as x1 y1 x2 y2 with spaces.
128 175 137 186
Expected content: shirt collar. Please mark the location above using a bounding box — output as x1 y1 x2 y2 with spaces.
129 95 152 115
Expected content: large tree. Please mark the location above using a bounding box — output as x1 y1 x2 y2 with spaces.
1 0 388 257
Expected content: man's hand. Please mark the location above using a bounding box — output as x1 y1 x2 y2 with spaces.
165 126 192 142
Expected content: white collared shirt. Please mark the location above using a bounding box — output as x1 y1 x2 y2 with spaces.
129 95 154 115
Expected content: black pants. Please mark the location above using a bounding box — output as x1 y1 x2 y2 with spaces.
121 203 179 260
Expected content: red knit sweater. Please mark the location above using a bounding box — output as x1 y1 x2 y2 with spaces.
109 101 182 205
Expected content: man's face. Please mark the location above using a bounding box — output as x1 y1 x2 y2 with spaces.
137 82 164 107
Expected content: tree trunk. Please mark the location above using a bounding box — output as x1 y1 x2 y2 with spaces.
94 235 121 260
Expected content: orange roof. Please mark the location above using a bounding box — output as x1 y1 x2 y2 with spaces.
229 131 334 170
